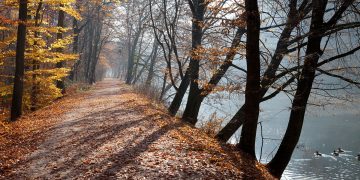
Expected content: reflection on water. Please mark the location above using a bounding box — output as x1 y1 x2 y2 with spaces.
194 92 360 180
283 149 360 180
254 109 360 180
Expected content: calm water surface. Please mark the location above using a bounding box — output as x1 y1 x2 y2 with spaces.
194 92 360 180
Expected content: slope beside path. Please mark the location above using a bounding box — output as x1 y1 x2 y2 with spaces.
0 79 274 179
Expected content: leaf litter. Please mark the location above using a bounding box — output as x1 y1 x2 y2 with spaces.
0 79 275 179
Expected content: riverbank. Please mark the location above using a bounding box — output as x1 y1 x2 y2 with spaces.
0 79 275 179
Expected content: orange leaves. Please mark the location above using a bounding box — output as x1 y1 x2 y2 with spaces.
0 80 276 179
190 45 245 64
0 15 17 26
220 18 246 28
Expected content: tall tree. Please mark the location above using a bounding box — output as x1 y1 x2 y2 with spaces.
30 0 43 111
10 0 28 121
216 0 311 142
236 0 261 157
55 4 66 91
149 0 188 115
182 0 207 125
267 0 355 177
125 1 149 84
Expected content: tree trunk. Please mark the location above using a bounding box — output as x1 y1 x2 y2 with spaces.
88 18 102 84
182 0 206 125
56 5 65 91
89 37 99 84
69 17 79 81
126 28 142 84
169 27 245 118
85 21 95 82
237 0 261 157
73 17 79 54
10 0 28 121
216 105 245 142
216 0 305 142
182 88 204 124
159 71 168 101
168 70 190 116
266 0 335 177
30 1 43 111
131 32 145 85
145 40 159 87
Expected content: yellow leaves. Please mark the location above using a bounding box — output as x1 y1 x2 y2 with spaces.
42 1 82 20
0 85 12 97
26 51 78 63
60 5 82 20
51 52 78 62
26 36 47 48
1 0 18 7
51 68 71 80
197 79 242 95
41 0 76 5
27 26 70 34
31 68 70 80
0 0 81 111
0 27 10 31
0 50 16 61
20 67 72 110
51 35 73 49
25 33 77 63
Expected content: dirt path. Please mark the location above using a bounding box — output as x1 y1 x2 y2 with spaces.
2 79 274 179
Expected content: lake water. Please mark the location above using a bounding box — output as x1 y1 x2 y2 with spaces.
192 91 360 180
275 114 360 180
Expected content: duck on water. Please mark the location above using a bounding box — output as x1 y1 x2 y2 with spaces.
314 151 322 156
337 148 345 153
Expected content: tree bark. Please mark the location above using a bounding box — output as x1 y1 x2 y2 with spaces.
68 17 79 81
56 5 65 91
267 0 354 177
10 0 28 121
216 0 309 142
126 29 142 84
169 26 245 117
85 21 95 82
88 16 103 84
182 0 206 125
30 0 43 111
216 105 245 142
168 70 190 116
145 40 159 87
237 0 261 157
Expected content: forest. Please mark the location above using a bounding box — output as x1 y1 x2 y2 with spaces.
1 0 360 179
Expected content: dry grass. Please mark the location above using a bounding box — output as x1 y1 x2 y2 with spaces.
198 112 224 137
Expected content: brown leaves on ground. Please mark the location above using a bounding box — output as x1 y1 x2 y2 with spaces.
0 79 275 179
0 84 91 177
